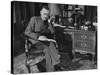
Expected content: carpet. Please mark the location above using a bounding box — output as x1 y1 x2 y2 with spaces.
13 52 97 74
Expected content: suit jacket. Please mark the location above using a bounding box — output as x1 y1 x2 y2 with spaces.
25 16 55 44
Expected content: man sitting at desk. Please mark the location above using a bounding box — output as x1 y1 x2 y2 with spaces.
24 5 64 72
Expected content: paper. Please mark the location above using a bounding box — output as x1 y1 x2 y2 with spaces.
38 36 56 43
53 24 66 28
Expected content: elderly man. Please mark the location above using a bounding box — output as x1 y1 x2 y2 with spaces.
24 6 63 72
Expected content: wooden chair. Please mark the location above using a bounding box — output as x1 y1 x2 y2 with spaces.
24 37 45 73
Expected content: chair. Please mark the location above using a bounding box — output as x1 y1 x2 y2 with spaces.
24 34 58 73
24 36 45 73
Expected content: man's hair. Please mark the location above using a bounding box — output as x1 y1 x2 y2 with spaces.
41 5 49 10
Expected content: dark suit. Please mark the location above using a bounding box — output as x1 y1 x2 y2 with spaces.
25 16 60 72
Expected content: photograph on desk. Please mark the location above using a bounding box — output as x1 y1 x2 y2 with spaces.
11 0 97 74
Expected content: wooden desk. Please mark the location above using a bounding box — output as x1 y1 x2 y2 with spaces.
64 29 96 62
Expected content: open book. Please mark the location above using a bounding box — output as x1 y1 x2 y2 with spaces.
38 36 56 43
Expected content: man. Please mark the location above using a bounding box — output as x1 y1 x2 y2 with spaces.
24 6 62 72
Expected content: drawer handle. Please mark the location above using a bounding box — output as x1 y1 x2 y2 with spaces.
81 35 87 39
81 43 87 47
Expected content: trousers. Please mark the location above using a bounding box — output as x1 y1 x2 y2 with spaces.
35 41 60 72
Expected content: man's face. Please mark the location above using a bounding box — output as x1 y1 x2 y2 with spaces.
40 8 49 21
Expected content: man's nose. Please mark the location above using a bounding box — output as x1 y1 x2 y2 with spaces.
45 16 48 19
46 15 49 18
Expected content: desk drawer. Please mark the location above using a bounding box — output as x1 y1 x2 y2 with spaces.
73 40 95 52
73 32 95 40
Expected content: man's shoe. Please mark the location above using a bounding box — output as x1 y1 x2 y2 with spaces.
55 64 66 71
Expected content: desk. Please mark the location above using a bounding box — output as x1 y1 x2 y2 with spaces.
64 29 96 62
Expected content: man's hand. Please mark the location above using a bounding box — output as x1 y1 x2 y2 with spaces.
47 39 56 43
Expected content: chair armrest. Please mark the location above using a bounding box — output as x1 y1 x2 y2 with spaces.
21 34 32 56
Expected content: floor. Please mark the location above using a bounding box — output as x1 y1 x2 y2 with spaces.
13 51 97 74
